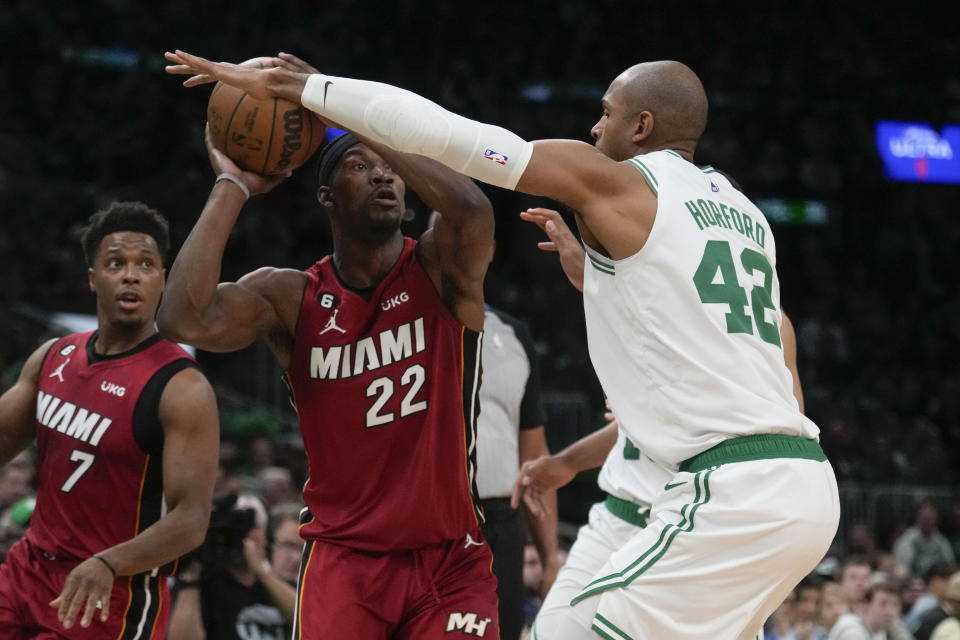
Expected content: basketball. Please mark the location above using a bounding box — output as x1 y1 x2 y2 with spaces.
207 57 326 175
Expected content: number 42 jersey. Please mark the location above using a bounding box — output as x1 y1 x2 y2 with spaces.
287 238 484 551
583 150 819 469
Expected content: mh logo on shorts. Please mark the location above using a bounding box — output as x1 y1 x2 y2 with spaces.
446 612 492 637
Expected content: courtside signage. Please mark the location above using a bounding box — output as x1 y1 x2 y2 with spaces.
875 121 960 184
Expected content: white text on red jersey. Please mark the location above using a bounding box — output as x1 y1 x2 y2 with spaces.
310 317 426 380
36 391 113 446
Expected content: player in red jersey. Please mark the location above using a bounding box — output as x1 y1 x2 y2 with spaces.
158 54 499 640
0 202 220 639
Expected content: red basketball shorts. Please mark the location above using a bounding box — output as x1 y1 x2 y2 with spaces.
293 526 499 639
0 537 169 640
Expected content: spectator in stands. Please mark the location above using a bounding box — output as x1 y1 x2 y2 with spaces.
0 451 32 513
827 582 902 640
268 502 304 587
820 582 851 632
905 564 954 633
894 500 956 578
256 466 299 507
167 493 296 639
840 556 874 613
914 571 960 640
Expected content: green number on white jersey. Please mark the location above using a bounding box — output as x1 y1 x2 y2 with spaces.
693 240 781 347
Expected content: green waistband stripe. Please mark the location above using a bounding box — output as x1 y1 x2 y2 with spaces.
627 159 658 196
605 494 649 528
572 469 714 604
679 434 826 473
593 614 635 640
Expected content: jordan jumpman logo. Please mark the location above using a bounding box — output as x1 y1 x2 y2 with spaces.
49 358 70 383
463 533 484 549
319 308 348 335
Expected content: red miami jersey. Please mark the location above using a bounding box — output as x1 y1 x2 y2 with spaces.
29 331 195 570
286 238 484 551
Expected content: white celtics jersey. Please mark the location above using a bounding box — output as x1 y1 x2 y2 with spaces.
583 150 819 467
597 428 673 507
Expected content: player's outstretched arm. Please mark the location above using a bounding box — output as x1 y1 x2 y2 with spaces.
511 419 619 516
520 208 585 292
51 368 219 630
0 339 55 467
165 50 654 258
157 126 293 354
518 425 560 597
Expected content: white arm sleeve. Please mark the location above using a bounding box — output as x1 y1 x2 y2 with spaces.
302 74 533 190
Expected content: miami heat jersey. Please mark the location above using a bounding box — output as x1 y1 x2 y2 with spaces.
29 331 194 568
287 238 484 551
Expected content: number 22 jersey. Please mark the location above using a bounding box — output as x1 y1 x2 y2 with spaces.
286 238 484 551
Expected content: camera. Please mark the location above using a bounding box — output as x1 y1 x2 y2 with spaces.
182 493 256 577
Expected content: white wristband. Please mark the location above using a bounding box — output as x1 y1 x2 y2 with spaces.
215 173 250 200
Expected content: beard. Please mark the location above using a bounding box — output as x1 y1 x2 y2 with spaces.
363 213 403 244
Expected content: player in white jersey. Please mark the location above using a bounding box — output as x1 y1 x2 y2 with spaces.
513 208 807 639
165 52 841 640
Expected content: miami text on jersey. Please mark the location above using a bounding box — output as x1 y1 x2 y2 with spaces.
36 391 113 446
310 317 426 380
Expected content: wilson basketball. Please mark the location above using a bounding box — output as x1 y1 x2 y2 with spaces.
207 57 326 175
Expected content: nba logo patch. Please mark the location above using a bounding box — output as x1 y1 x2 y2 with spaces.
710 180 719 192
483 149 508 165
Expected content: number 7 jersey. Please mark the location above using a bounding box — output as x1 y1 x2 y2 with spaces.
583 150 819 469
287 238 484 551
29 331 195 566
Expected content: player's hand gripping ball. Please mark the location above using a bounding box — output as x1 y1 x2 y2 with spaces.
207 57 326 175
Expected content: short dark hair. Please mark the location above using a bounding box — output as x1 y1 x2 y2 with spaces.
866 581 900 603
81 201 169 267
924 562 954 583
797 574 824 592
841 555 872 573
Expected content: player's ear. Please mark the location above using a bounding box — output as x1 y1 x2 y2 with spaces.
88 267 95 293
317 186 333 208
633 110 654 143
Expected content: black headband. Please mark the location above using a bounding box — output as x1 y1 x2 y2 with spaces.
316 132 360 188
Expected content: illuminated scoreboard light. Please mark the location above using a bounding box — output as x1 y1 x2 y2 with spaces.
875 121 960 184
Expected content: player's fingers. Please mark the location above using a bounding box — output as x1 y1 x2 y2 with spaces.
172 49 210 68
97 585 113 622
276 52 318 74
544 220 576 244
526 207 561 218
509 479 523 509
163 63 196 76
537 241 559 252
80 591 99 628
58 584 83 628
183 74 215 87
522 490 544 517
518 212 546 229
